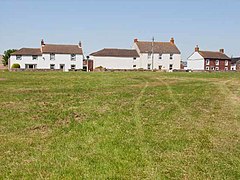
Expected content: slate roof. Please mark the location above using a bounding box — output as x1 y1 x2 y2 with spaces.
42 44 83 54
231 57 240 64
199 51 230 60
90 48 140 58
11 48 42 56
135 41 181 54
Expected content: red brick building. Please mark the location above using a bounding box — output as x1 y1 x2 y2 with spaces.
188 46 231 71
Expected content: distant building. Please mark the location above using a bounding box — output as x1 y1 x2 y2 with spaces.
0 55 6 69
133 38 181 71
89 38 181 71
188 46 231 71
231 57 240 71
90 48 140 70
10 40 83 71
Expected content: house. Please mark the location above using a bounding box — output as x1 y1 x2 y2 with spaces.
133 38 181 71
90 48 140 70
231 57 240 71
188 46 231 71
10 40 83 71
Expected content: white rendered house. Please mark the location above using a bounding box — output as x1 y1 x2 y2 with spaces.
90 48 140 69
10 40 83 71
133 38 181 71
187 46 231 71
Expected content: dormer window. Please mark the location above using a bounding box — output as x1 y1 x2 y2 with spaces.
159 54 162 59
170 54 173 60
50 53 55 60
16 55 22 60
206 59 210 65
71 54 76 61
32 55 38 60
215 60 219 66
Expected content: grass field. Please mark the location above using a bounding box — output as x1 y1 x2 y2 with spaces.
0 71 240 179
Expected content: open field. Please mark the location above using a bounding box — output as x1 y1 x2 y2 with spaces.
0 71 240 179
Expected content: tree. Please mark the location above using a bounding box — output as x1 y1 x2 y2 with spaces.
2 49 17 66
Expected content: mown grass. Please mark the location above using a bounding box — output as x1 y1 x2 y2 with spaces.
0 71 240 179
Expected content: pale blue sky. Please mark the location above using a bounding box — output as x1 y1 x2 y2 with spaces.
0 0 240 60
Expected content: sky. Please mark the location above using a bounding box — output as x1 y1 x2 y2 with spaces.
0 0 240 60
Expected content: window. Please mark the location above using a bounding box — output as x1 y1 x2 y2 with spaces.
170 54 173 60
32 55 38 60
206 66 209 70
25 64 36 69
133 65 137 68
159 54 162 59
215 60 219 66
60 64 65 70
206 59 210 65
169 64 173 70
133 57 137 61
50 64 55 69
71 65 76 70
147 64 151 70
50 54 55 60
148 52 151 59
225 60 229 66
225 67 228 71
16 55 22 60
216 67 219 71
71 54 76 61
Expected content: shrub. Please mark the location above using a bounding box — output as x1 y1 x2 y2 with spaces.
11 64 20 68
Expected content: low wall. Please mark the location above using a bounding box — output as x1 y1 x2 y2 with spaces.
10 69 82 72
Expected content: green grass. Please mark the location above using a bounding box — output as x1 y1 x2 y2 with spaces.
0 71 240 179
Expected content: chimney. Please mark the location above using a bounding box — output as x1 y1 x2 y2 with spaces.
170 37 175 44
78 41 82 48
195 45 200 52
219 49 224 53
134 38 138 43
41 39 45 46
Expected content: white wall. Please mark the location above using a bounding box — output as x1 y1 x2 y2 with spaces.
187 52 205 70
90 56 140 69
231 64 236 71
135 53 181 70
10 54 83 71
133 43 181 70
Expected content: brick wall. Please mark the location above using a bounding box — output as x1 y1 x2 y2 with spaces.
204 59 231 71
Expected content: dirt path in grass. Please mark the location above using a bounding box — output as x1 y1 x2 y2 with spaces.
156 77 187 116
133 79 157 177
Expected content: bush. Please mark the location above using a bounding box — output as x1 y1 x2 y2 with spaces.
11 64 20 68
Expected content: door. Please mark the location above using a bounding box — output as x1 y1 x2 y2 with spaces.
60 64 65 71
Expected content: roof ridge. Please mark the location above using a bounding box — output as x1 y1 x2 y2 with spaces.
45 43 80 46
103 48 136 50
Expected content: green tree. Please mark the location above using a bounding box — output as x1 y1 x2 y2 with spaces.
2 49 17 66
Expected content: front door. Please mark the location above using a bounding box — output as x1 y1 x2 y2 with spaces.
60 64 65 71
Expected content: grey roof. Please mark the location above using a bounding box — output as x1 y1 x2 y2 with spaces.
135 41 181 54
231 57 240 64
90 48 140 57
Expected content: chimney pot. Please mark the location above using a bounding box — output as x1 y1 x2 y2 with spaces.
219 49 224 53
41 39 45 46
134 38 138 43
170 37 175 44
195 45 200 52
78 41 82 47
